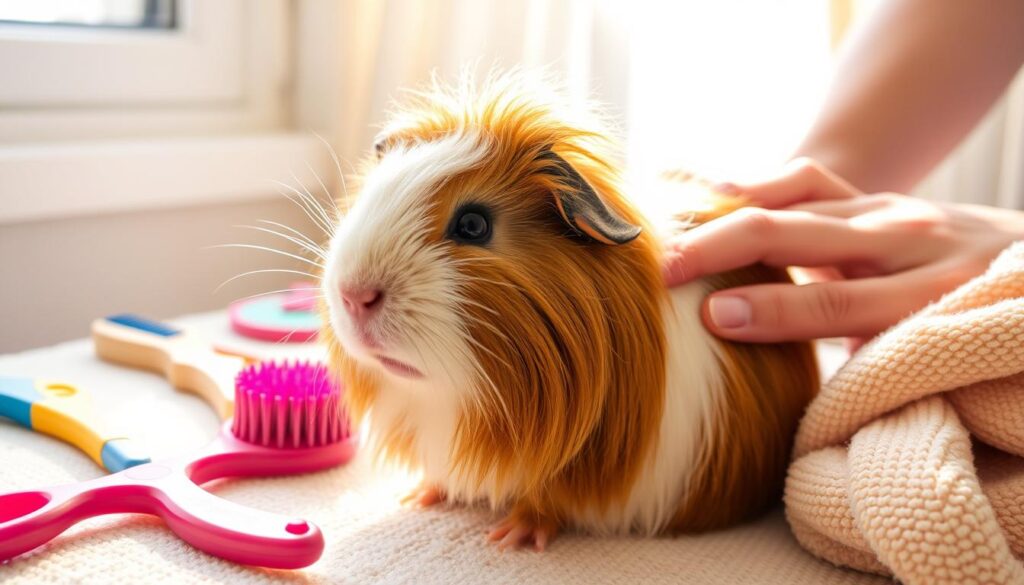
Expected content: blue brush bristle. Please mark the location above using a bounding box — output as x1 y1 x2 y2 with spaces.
106 314 181 337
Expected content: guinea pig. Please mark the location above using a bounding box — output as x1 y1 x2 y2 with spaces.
320 75 819 551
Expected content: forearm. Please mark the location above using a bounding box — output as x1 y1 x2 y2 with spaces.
795 0 1024 194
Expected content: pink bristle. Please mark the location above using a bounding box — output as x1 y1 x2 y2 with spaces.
236 384 250 441
317 396 326 446
232 360 349 448
289 395 301 447
259 391 270 446
304 395 315 447
274 395 285 448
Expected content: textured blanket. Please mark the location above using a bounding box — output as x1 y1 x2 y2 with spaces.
785 242 1024 584
0 313 884 584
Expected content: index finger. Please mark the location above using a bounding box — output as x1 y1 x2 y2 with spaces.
662 207 890 286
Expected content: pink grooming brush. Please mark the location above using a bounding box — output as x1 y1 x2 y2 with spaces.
0 361 355 569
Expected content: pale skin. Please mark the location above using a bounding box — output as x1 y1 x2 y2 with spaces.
665 0 1024 348
664 160 1024 349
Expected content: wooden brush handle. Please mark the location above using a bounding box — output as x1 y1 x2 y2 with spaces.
91 316 241 420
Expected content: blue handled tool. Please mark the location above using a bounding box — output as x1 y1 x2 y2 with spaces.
0 376 149 472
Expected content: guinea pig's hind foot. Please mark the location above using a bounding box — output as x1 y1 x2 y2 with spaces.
486 515 558 552
400 483 446 508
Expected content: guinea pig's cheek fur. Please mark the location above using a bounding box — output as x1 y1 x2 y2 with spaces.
327 311 366 360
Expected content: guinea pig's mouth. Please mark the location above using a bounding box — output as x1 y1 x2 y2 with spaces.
375 354 424 379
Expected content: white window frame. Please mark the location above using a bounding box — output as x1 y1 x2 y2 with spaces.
0 2 245 106
0 134 331 223
0 0 291 142
0 0 336 224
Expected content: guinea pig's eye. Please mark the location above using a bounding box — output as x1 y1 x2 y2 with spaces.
447 204 493 246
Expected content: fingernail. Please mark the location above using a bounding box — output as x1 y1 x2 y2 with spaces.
708 296 751 329
711 182 741 196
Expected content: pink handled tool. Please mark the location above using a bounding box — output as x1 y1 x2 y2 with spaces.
0 361 355 569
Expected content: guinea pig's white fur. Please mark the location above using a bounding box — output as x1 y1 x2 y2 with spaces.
324 134 494 495
321 76 818 541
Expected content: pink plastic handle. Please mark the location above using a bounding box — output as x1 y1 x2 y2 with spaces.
0 462 323 569
188 423 356 484
0 422 356 567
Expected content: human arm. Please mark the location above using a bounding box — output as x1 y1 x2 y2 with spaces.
795 0 1024 193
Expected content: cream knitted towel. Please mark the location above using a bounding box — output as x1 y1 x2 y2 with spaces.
785 242 1024 585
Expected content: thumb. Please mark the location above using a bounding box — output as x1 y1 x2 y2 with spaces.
700 273 938 342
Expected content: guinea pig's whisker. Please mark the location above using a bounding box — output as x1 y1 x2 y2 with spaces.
276 193 334 239
305 159 343 220
453 297 501 318
460 331 511 370
207 243 325 269
255 219 326 252
273 181 336 238
292 175 336 230
275 327 304 345
234 224 327 261
440 311 513 372
290 171 337 230
229 287 327 305
287 187 335 238
312 131 355 203
458 312 510 346
448 256 498 267
214 268 323 294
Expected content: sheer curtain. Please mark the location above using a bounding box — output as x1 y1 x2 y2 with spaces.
912 70 1024 209
328 0 622 165
329 1 828 175
326 0 1022 210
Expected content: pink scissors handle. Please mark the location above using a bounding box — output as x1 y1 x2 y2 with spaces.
0 461 323 569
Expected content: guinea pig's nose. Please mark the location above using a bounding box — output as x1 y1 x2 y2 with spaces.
339 285 384 323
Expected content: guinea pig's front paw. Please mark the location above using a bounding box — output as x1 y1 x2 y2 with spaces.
486 513 559 552
400 483 446 508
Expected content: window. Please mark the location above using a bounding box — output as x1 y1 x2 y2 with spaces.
0 0 332 224
0 1 177 29
0 0 288 142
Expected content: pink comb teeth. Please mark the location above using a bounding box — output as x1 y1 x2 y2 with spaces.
233 360 350 449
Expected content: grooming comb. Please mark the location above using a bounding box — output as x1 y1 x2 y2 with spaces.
0 376 149 472
0 361 354 568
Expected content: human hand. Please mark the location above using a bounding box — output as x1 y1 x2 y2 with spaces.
663 158 1024 347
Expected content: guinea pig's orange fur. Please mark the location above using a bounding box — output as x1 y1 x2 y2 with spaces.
675 265 819 530
321 77 819 537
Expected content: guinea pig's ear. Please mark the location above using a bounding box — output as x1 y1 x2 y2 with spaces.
372 132 394 160
538 150 642 245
